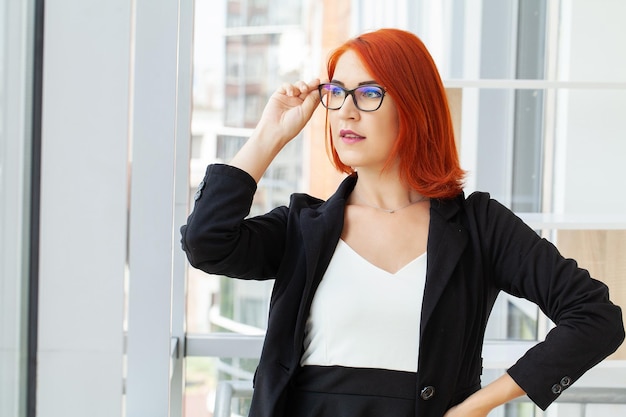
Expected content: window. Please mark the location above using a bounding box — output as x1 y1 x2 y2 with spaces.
185 1 626 416
17 1 625 416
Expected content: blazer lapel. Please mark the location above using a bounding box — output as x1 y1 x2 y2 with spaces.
293 175 356 352
421 195 469 336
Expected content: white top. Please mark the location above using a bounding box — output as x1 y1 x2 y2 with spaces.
300 239 427 372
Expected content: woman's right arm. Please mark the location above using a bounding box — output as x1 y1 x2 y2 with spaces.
180 79 321 278
230 79 321 182
181 164 288 279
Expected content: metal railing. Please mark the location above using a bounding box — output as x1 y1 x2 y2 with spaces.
212 380 626 417
213 380 254 417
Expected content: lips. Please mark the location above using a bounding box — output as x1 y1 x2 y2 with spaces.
339 129 365 144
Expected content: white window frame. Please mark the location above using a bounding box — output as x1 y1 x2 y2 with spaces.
125 0 193 416
0 1 36 416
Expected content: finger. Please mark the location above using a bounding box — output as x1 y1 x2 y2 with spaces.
301 84 322 113
302 78 320 93
278 83 297 97
307 78 321 88
297 79 320 94
277 80 320 98
291 80 321 96
293 81 308 95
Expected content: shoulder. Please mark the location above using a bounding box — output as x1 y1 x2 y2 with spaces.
464 190 501 209
287 192 326 211
431 190 527 237
431 190 505 219
463 191 515 220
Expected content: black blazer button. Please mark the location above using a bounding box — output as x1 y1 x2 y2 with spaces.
193 181 206 200
420 386 436 400
551 384 563 395
560 376 572 387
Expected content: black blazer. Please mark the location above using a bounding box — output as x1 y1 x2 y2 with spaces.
181 164 624 417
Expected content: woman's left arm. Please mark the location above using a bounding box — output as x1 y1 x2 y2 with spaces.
471 193 625 410
443 374 525 417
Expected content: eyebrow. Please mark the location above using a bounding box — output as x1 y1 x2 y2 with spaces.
330 79 380 87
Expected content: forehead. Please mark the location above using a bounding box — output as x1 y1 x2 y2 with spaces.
333 50 376 86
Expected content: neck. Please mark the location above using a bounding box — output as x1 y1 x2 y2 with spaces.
350 169 425 212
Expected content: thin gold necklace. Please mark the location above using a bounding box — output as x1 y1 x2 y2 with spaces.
352 193 428 214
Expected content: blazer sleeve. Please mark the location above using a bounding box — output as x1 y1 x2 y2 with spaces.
468 192 625 410
180 164 288 280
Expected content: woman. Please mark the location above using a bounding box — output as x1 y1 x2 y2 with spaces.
181 29 624 417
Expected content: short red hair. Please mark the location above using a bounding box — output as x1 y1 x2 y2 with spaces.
325 28 465 199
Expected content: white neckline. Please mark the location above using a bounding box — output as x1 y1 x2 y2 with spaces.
338 239 426 276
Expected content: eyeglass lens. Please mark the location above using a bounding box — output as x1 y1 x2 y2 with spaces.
319 84 385 112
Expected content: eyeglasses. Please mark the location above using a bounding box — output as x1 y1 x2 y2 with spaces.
318 83 386 112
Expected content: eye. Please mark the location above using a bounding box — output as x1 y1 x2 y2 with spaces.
328 85 345 97
358 86 383 99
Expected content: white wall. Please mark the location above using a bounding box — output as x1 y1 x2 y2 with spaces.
37 2 131 416
555 0 626 214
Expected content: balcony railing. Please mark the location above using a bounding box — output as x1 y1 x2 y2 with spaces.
212 380 626 417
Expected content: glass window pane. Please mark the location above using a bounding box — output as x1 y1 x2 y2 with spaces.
188 0 308 338
558 0 626 83
552 89 626 214
405 0 626 83
458 87 626 212
556 229 626 349
185 357 255 417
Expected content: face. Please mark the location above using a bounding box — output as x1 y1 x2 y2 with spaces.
328 50 400 173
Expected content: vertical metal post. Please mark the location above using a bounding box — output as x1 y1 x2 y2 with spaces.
170 0 194 416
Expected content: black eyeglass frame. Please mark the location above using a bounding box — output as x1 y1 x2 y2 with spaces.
318 83 387 112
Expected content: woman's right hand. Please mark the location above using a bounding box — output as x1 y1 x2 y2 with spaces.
257 79 321 146
228 79 321 183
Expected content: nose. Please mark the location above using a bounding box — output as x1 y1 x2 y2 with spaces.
337 93 360 119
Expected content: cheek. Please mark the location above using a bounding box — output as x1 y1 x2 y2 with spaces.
377 112 400 142
388 105 400 131
328 112 340 131
375 99 400 138
388 113 400 143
